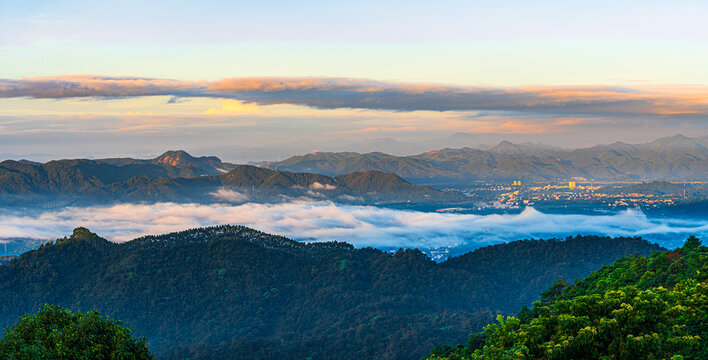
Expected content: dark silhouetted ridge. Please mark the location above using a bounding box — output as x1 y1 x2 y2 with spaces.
0 226 665 360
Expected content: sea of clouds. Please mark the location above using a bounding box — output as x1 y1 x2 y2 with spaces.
1 202 707 252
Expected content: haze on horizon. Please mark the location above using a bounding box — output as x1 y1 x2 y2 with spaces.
1 0 707 162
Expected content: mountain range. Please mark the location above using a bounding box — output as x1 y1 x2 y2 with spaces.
267 134 708 183
0 226 664 359
0 153 466 207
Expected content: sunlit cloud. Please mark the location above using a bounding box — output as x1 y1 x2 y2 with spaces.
451 117 598 134
204 99 261 114
2 75 707 118
1 76 707 158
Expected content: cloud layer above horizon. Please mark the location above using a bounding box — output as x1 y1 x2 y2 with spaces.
0 202 705 252
2 75 708 118
2 75 707 160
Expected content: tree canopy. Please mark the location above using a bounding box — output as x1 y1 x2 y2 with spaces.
0 304 154 360
428 236 707 360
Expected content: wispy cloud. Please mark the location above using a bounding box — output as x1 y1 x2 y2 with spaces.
209 188 249 202
309 182 336 190
0 203 705 252
2 75 707 118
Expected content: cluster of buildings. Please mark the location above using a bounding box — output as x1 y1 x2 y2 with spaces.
460 180 689 210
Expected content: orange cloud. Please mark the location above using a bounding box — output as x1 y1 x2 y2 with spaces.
2 75 708 118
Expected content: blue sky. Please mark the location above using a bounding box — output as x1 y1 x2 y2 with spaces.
3 0 707 84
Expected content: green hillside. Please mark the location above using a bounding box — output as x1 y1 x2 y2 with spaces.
427 236 706 360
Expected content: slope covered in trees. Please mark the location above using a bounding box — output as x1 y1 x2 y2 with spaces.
0 227 662 359
428 236 706 360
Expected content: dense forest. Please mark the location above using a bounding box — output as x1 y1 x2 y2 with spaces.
428 236 706 359
0 226 662 359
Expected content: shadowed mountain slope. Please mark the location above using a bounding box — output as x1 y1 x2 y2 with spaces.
0 226 664 360
0 159 467 206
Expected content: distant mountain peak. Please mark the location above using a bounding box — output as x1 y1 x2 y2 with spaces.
154 150 197 167
653 134 691 143
489 140 523 154
58 227 111 248
70 227 95 240
150 151 230 175
647 134 705 151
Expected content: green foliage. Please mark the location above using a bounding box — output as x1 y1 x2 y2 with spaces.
428 237 708 360
684 235 702 250
0 304 154 360
0 226 662 360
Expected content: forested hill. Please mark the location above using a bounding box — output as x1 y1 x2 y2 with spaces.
0 226 663 360
1 150 234 182
428 236 707 359
0 158 466 206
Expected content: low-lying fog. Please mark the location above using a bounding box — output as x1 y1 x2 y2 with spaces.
1 202 707 256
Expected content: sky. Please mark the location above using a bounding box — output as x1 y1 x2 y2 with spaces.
1 0 707 161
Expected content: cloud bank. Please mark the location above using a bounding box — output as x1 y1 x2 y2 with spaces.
0 203 705 253
1 75 707 118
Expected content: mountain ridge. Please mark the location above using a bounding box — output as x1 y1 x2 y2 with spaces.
0 159 467 206
268 134 708 183
0 226 665 360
